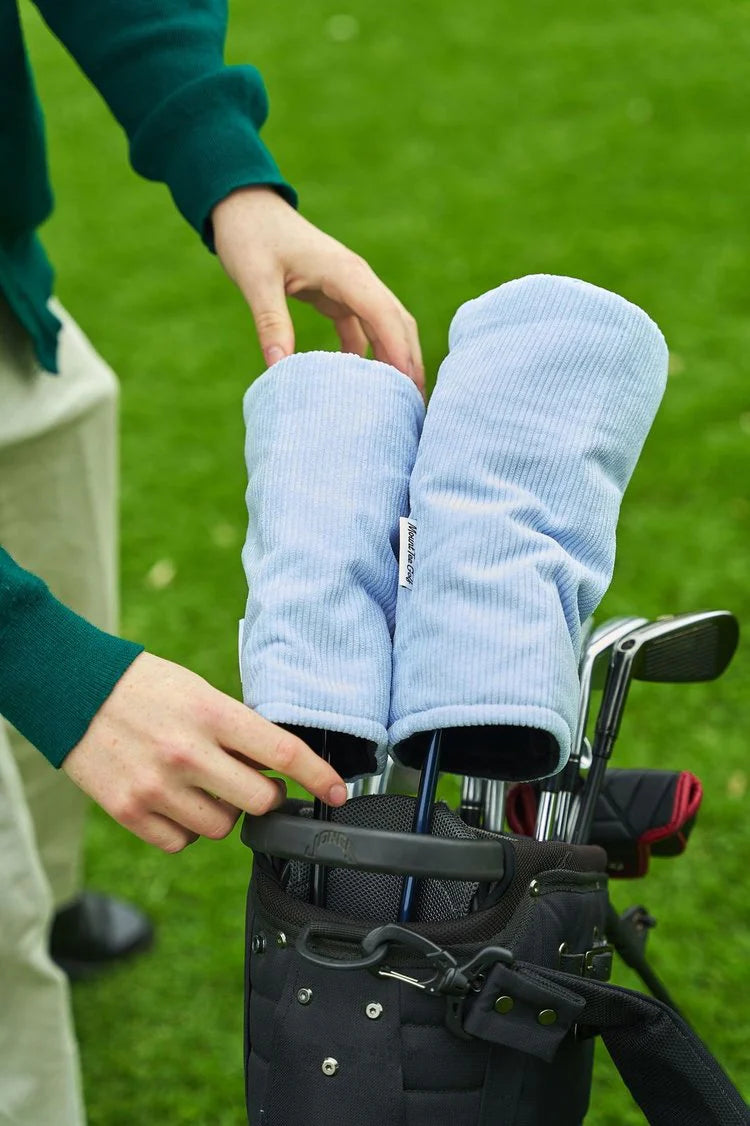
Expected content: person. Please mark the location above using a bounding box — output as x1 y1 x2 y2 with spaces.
0 1 424 1123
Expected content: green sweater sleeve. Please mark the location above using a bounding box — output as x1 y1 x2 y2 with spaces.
0 548 144 768
31 0 297 245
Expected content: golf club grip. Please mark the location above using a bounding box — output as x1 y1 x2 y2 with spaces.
241 806 508 883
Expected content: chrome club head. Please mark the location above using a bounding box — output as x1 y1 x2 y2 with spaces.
597 610 740 747
628 611 740 685
571 610 739 845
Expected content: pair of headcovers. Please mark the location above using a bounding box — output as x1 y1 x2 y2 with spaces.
240 274 668 783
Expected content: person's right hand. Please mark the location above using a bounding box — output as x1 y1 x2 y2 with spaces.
212 186 425 396
61 651 348 853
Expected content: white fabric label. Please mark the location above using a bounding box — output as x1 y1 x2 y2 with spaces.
399 517 417 589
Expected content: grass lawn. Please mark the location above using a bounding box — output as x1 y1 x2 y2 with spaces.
21 0 749 1121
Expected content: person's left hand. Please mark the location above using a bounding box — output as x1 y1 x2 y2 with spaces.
212 186 424 394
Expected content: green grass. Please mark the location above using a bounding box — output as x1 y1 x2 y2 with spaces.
21 0 750 1121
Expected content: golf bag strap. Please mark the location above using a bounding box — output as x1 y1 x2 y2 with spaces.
473 962 748 1125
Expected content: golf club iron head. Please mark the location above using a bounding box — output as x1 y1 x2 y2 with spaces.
628 611 739 684
597 610 739 748
571 609 739 844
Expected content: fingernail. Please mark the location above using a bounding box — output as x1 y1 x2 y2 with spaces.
264 345 286 365
328 783 348 806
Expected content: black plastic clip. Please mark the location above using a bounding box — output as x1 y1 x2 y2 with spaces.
296 923 389 971
363 925 462 994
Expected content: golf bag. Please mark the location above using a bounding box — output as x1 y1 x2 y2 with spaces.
241 795 747 1126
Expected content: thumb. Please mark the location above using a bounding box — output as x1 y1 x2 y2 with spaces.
241 268 296 366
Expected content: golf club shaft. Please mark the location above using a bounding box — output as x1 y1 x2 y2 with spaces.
461 776 484 828
399 730 443 922
554 786 573 841
483 779 506 834
559 618 648 841
534 780 559 840
311 730 332 906
571 753 609 844
570 648 634 843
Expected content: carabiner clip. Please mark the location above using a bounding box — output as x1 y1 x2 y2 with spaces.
362 925 462 994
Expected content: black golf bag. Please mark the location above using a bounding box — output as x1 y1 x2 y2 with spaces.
241 794 747 1126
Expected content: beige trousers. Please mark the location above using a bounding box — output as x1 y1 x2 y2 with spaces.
0 294 119 1126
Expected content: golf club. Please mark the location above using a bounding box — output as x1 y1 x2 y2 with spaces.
534 616 649 841
311 729 332 906
571 610 739 845
399 729 443 922
551 616 649 841
483 779 506 834
460 775 485 828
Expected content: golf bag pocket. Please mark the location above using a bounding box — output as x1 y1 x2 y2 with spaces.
241 352 425 777
507 769 703 878
242 795 610 1126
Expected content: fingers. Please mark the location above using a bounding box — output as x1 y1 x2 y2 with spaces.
307 261 425 394
189 749 289 819
335 314 369 356
239 265 296 367
155 789 243 841
214 702 348 806
360 302 424 395
345 264 423 391
129 812 200 854
211 187 422 384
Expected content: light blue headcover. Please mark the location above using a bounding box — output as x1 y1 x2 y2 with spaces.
388 275 668 777
241 352 425 774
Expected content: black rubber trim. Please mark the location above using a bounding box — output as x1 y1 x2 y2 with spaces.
241 804 507 882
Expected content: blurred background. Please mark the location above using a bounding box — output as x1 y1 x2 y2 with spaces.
22 0 748 1121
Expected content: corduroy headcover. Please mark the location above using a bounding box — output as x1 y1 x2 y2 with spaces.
241 351 425 777
389 275 668 778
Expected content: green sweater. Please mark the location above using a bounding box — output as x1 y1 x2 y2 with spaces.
0 0 296 766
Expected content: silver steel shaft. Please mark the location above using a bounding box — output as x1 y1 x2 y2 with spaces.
483 779 507 834
461 776 485 827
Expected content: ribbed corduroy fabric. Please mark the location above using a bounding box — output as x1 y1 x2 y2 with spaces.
241 353 425 776
388 275 669 778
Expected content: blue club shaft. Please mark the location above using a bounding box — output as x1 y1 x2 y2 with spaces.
311 730 331 906
399 729 443 922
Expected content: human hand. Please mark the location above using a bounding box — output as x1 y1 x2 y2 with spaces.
62 651 347 853
212 186 425 395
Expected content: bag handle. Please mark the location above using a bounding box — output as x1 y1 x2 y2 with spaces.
241 802 509 882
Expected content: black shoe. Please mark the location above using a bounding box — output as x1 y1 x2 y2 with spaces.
50 891 155 981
